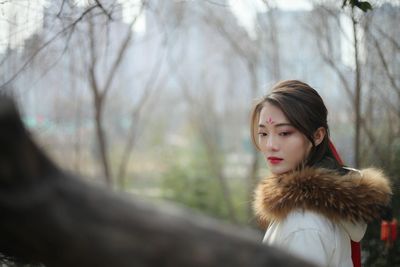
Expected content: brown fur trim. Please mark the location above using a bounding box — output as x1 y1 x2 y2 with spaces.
253 167 392 226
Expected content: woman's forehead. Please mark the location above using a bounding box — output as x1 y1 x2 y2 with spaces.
259 103 289 123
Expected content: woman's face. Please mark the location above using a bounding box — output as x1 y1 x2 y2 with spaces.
257 102 312 175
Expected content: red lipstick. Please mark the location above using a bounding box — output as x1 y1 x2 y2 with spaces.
267 157 283 164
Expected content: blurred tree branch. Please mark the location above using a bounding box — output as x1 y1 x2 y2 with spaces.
202 4 264 222
116 36 164 189
0 3 98 90
0 96 317 267
311 6 387 166
86 1 146 186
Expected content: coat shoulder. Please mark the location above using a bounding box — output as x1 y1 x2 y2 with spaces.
253 167 392 226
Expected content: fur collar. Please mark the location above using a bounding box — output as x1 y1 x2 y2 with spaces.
253 167 392 226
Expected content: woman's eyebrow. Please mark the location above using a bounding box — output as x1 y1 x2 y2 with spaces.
258 123 292 128
274 123 292 128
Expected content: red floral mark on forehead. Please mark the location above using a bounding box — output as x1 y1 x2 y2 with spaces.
267 117 275 124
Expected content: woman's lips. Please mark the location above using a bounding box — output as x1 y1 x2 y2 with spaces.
267 157 283 164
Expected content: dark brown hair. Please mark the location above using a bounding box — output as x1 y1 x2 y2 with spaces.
250 80 341 169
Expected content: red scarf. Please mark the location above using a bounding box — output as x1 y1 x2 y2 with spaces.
329 140 362 267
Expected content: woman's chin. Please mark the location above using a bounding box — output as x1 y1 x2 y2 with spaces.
268 166 292 175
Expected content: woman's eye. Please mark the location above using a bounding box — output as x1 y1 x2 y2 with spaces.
258 132 267 137
279 132 292 136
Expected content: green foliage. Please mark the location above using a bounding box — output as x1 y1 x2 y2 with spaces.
361 138 400 266
363 220 400 267
160 144 249 224
342 0 373 12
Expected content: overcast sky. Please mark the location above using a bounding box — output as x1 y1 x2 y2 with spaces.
0 0 315 52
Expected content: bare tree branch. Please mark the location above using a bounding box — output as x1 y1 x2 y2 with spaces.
56 0 67 18
83 0 147 186
102 2 145 100
202 9 256 67
95 0 113 20
116 41 166 189
164 35 239 222
370 33 400 97
316 34 354 98
0 4 98 90
374 23 400 51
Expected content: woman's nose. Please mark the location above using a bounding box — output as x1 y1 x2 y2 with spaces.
265 136 279 152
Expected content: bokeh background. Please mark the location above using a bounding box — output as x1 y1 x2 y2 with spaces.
1 0 399 266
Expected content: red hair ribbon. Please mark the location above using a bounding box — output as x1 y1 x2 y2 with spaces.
328 139 361 267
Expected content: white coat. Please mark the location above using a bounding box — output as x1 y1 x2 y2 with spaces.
253 167 391 267
262 210 366 266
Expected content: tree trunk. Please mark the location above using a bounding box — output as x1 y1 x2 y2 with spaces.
352 8 362 168
246 149 259 220
116 121 137 189
200 127 238 223
94 97 112 186
246 64 261 221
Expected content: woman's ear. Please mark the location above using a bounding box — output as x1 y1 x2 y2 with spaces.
314 127 326 146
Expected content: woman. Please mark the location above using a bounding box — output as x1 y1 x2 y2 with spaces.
251 80 392 267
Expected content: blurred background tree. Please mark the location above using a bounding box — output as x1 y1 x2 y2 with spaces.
0 0 398 266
